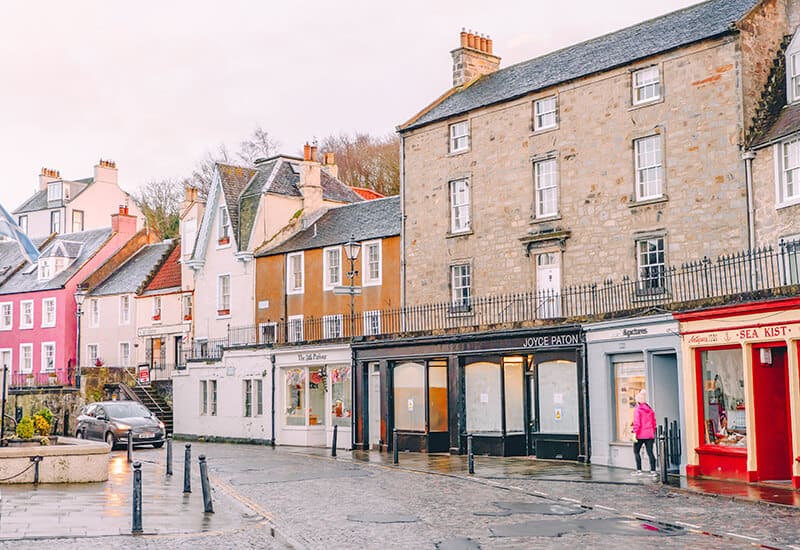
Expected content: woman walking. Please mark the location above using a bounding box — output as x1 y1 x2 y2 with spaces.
632 389 657 476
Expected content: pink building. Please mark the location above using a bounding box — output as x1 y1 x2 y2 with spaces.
0 209 138 387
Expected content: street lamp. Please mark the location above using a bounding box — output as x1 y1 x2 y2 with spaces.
74 287 87 389
342 235 361 338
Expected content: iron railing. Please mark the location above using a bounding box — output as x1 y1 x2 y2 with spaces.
182 239 800 360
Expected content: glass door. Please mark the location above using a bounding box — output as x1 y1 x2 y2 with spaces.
427 361 449 452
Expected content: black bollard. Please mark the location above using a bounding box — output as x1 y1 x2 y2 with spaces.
166 435 173 476
30 456 42 484
468 433 474 475
331 424 338 457
198 455 214 513
658 426 668 484
127 430 133 463
392 428 399 465
132 461 143 534
62 410 69 437
183 444 191 493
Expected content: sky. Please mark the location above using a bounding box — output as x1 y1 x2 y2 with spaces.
0 0 699 210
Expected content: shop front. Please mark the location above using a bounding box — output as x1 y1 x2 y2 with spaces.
676 298 800 487
352 326 588 460
585 314 684 472
275 343 353 449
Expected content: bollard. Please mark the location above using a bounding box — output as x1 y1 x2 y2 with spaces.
30 456 42 484
198 455 214 513
166 435 173 476
132 461 143 534
658 425 668 484
62 410 69 437
392 428 399 465
468 434 474 475
331 424 338 457
183 444 192 493
127 430 133 463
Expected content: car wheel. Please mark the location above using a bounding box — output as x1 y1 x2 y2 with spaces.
152 441 164 449
105 431 116 449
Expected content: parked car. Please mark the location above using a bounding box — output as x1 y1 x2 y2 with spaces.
76 401 165 449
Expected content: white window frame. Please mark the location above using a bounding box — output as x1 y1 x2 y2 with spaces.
450 178 471 234
119 295 131 325
449 121 470 154
19 344 33 374
38 259 52 281
20 300 33 329
534 157 559 218
634 134 664 201
40 342 56 373
450 263 472 309
201 379 218 416
778 234 800 285
243 379 263 417
533 96 557 131
119 342 131 367
636 237 666 293
288 315 304 343
287 252 304 295
50 210 61 234
632 66 661 105
217 274 231 317
323 246 342 291
217 205 231 246
47 182 62 201
362 241 382 287
72 210 84 233
788 49 800 103
776 138 800 207
153 296 162 322
0 349 12 373
89 298 100 328
18 215 28 235
0 302 12 331
363 310 381 336
323 314 343 339
41 297 56 328
258 322 277 344
87 344 99 367
182 294 193 321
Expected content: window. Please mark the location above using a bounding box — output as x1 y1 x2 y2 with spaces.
465 361 502 433
38 260 52 281
450 179 471 233
637 237 666 293
288 315 304 343
0 302 12 330
119 295 130 325
451 263 472 309
20 300 33 329
701 348 746 446
287 252 304 294
534 158 558 218
285 369 306 425
41 298 56 327
201 380 218 416
330 366 351 427
0 349 11 373
20 344 33 374
778 137 800 206
218 206 230 245
72 210 84 233
119 342 130 367
613 360 646 442
41 342 56 373
634 135 663 200
183 218 197 257
534 96 557 131
323 314 343 339
449 121 469 153
393 362 425 431
47 182 62 201
217 274 231 316
789 51 800 102
18 215 28 235
323 246 342 290
244 379 263 417
89 298 99 327
632 66 661 105
50 210 61 234
778 235 800 285
258 322 277 344
363 310 381 336
182 294 192 321
362 241 382 286
87 344 99 367
153 296 162 321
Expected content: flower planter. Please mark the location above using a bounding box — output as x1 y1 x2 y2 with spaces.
218 237 230 245
217 309 230 316
184 315 192 321
5 436 59 447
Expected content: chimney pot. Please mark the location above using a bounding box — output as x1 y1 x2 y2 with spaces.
303 142 312 162
460 29 468 47
479 34 487 52
487 36 493 54
467 32 476 49
310 145 318 163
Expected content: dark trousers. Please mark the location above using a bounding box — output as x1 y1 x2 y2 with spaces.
634 438 656 471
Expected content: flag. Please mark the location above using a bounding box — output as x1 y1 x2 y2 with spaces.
0 202 39 264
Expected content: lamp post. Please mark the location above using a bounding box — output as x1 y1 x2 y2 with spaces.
342 235 360 451
74 287 87 389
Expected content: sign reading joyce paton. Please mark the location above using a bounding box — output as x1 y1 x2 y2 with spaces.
522 333 582 348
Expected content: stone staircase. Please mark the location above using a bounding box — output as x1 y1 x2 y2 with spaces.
127 384 174 436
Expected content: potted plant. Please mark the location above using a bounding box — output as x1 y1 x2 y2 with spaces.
6 408 57 447
95 357 105 367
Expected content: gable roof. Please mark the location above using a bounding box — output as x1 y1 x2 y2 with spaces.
13 179 95 215
40 240 83 259
402 0 759 131
142 242 182 294
89 240 175 297
256 196 400 257
751 102 800 148
217 163 258 250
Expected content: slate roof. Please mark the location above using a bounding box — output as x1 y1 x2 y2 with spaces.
14 189 52 214
143 243 182 294
217 163 258 250
257 196 400 257
0 228 113 295
752 103 800 148
39 240 83 259
403 0 759 131
89 240 175 297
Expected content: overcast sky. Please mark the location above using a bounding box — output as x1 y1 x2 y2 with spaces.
0 0 699 210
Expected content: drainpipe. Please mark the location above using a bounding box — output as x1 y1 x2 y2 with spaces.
399 134 406 317
270 352 276 447
742 150 756 251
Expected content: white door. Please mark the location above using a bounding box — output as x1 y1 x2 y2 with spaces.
537 252 561 318
0 349 10 393
368 363 381 449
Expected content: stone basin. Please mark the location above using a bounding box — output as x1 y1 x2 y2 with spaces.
0 436 110 483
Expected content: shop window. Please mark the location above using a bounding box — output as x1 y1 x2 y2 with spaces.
285 369 306 426
393 362 425 431
504 357 525 433
330 366 351 427
308 367 326 426
465 361 502 433
537 360 579 434
428 362 448 432
613 360 646 442
701 348 746 447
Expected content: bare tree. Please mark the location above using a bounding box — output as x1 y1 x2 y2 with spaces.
132 179 182 239
237 126 280 165
319 132 400 196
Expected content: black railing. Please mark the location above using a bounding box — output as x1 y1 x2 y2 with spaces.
183 240 800 360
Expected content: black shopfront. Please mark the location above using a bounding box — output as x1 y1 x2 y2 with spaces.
352 326 588 460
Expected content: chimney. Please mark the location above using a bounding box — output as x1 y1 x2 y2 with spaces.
94 158 118 185
111 204 137 236
451 28 501 88
299 142 324 215
39 167 61 191
322 152 338 179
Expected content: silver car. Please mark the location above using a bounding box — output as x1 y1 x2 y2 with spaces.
76 401 165 449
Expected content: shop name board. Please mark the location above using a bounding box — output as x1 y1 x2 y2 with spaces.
523 333 581 348
585 322 676 344
621 328 648 337
687 323 796 345
297 352 327 362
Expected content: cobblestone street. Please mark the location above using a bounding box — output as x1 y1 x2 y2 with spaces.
1 442 798 549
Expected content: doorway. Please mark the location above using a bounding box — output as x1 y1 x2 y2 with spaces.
651 353 682 472
536 252 561 318
752 345 792 481
368 363 381 449
391 360 449 453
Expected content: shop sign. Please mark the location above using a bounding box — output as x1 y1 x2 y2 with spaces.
297 352 328 362
686 322 799 346
522 333 582 349
585 322 676 344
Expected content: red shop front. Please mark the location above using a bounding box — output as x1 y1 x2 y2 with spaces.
676 299 800 488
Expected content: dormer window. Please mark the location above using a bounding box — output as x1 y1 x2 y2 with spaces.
789 51 800 103
36 240 82 281
47 182 62 201
38 260 52 281
218 206 230 245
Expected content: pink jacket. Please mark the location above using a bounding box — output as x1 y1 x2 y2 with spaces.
633 403 656 440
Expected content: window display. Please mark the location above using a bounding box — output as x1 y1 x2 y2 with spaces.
537 360 578 434
285 369 306 426
701 348 746 446
504 357 525 433
465 361 502 433
394 362 425 431
330 366 352 427
614 360 646 442
308 367 326 426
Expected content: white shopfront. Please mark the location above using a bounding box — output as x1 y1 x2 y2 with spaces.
275 343 352 449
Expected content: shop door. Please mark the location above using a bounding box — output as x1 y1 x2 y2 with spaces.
428 363 449 452
536 253 561 318
528 358 580 460
753 346 792 481
368 364 381 449
651 353 682 471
